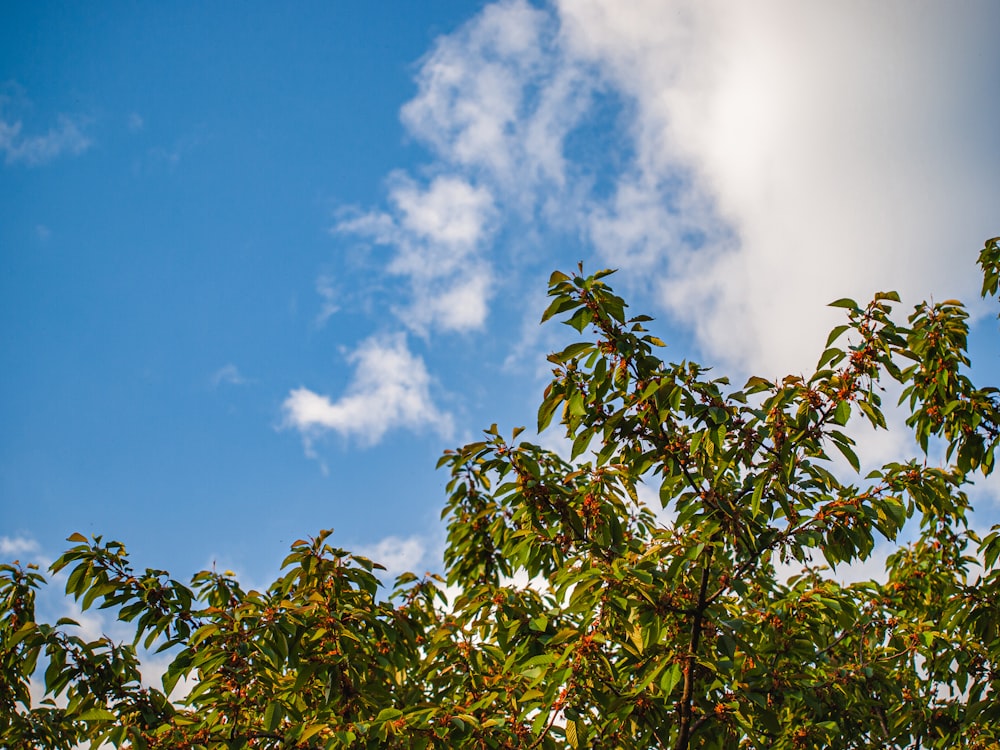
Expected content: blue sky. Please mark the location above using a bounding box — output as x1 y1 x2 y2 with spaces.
3 1 999 588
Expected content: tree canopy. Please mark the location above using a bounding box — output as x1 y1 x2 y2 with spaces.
3 238 1000 750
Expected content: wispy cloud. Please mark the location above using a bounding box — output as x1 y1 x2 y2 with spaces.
0 113 92 166
314 274 340 328
282 332 453 449
400 0 591 192
137 131 206 174
0 535 40 559
210 364 250 387
337 174 497 334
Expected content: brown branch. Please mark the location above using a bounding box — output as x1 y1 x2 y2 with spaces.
673 542 715 750
527 705 561 749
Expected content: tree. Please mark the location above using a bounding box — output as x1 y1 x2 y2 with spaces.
3 238 1000 750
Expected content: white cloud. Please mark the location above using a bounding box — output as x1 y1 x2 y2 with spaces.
0 535 40 558
401 0 590 191
587 172 730 283
391 174 495 256
0 113 92 166
356 535 428 582
417 267 492 333
210 364 249 387
556 0 1000 376
338 174 497 334
282 332 454 448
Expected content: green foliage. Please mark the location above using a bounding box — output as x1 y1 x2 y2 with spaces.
3 238 1000 749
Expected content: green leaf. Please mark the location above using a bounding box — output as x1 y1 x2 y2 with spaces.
744 375 773 392
566 718 580 749
751 477 766 518
532 709 551 735
828 297 859 310
824 324 850 348
298 724 326 744
264 702 283 732
540 295 577 323
566 307 593 332
816 347 844 369
660 662 682 694
571 430 592 460
78 708 117 721
833 399 851 426
537 392 564 432
832 438 860 472
555 342 595 362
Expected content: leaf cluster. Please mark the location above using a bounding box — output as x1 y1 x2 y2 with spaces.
3 240 1000 749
